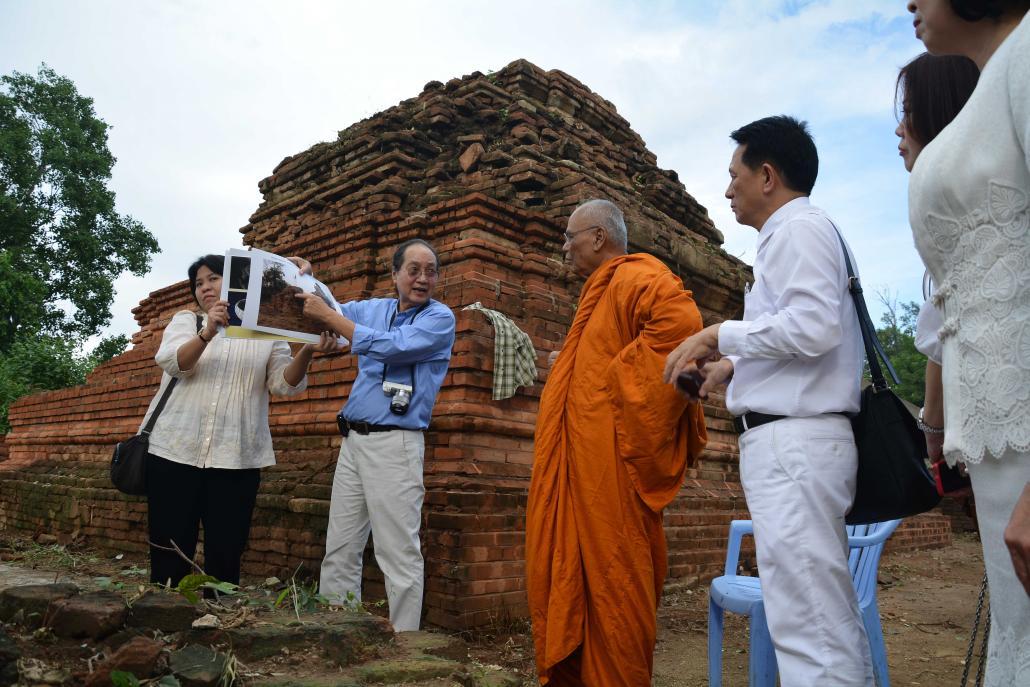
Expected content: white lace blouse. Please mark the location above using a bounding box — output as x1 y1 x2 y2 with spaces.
908 13 1030 465
138 310 307 469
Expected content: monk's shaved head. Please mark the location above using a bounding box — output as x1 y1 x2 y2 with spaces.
571 199 628 252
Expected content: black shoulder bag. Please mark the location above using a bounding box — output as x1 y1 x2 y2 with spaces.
110 314 203 495
831 228 941 525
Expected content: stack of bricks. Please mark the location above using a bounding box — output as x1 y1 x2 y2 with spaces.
0 59 950 629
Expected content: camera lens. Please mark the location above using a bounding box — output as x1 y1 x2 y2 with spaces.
390 389 411 415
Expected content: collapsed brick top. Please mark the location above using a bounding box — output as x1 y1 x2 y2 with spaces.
242 58 724 248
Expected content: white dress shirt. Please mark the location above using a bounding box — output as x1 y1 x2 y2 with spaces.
139 310 307 469
718 197 863 417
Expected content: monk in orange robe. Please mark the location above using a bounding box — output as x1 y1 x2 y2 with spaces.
526 199 708 686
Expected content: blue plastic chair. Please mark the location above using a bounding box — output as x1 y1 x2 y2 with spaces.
707 518 901 686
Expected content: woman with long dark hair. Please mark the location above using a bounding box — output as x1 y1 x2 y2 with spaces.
894 52 978 466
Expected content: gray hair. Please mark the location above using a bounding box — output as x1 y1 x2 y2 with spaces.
574 199 628 251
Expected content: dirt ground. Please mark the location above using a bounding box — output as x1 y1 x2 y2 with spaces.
472 533 990 686
1 532 989 686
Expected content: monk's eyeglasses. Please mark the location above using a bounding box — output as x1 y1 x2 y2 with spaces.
563 225 601 243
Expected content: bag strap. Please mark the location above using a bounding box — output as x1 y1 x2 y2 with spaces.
141 313 204 436
828 224 900 391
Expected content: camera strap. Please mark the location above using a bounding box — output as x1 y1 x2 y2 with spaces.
380 301 429 394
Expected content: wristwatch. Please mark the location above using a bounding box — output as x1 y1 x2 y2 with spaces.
917 407 944 435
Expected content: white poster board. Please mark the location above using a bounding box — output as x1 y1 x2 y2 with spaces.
219 248 347 346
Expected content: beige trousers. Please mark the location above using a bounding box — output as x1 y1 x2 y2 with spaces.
319 429 425 631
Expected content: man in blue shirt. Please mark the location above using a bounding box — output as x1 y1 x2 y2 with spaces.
295 239 455 631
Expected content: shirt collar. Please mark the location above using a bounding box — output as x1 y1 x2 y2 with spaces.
757 196 810 250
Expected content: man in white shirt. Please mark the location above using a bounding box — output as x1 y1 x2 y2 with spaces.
664 116 872 686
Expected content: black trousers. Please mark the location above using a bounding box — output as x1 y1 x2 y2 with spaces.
146 454 260 587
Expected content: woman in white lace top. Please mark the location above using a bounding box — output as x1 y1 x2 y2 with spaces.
894 51 978 465
906 0 1030 682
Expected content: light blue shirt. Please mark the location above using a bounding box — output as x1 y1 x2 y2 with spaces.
338 297 455 430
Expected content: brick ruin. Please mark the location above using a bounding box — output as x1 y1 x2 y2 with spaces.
0 59 951 629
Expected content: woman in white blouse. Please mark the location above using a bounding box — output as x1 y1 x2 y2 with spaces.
894 52 978 463
906 0 1030 682
142 254 337 587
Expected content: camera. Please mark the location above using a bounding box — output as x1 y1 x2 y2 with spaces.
383 381 413 415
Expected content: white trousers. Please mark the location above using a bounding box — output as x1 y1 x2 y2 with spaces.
739 415 874 687
966 451 1030 686
319 429 425 631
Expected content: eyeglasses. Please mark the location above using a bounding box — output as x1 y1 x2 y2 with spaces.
404 265 439 280
563 225 601 243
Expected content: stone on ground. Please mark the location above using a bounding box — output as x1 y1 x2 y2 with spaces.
0 583 79 629
169 645 228 687
393 631 469 662
0 628 20 687
189 611 393 666
128 591 201 632
85 636 165 687
46 591 127 639
355 655 464 683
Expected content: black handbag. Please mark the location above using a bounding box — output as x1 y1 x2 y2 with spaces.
110 314 202 495
831 228 941 525
110 378 179 495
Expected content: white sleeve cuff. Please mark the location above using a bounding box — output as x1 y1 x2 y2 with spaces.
718 320 749 357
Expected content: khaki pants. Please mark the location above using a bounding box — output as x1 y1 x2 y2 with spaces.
319 429 425 631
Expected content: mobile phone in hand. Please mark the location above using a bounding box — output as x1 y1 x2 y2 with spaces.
675 371 704 398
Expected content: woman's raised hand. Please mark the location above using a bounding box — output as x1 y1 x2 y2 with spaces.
203 300 230 338
314 331 347 354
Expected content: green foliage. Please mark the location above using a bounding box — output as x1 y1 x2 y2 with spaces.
87 333 129 368
270 565 331 619
0 334 86 432
0 64 147 432
275 577 331 619
0 64 158 351
0 331 126 431
110 671 140 687
175 573 239 604
871 296 927 407
95 576 126 592
10 540 98 569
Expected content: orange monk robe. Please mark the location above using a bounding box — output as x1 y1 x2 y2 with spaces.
526 253 708 686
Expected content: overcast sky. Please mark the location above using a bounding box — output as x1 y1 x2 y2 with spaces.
2 0 927 346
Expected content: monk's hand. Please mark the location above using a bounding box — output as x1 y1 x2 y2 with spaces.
296 292 335 323
286 256 314 276
663 323 722 384
1004 483 1030 596
697 358 734 399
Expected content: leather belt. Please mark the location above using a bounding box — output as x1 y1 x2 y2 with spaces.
732 412 786 434
337 415 405 437
732 412 851 434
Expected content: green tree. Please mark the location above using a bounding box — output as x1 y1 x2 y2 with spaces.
0 64 159 350
0 333 127 433
86 333 130 369
872 295 927 407
0 65 155 431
